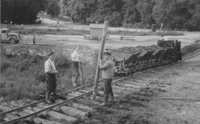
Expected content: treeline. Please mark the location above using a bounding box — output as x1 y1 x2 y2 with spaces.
1 0 47 24
59 0 200 31
1 0 200 31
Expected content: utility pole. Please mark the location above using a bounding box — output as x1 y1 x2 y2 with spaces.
93 21 109 99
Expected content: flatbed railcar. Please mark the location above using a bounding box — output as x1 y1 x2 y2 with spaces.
106 40 182 76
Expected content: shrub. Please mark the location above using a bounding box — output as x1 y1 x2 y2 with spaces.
30 55 44 64
55 57 71 74
34 71 46 83
1 62 11 73
182 43 200 56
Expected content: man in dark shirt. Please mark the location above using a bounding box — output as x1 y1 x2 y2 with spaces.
99 51 114 106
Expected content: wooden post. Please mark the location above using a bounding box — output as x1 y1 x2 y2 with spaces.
78 62 83 86
93 21 109 94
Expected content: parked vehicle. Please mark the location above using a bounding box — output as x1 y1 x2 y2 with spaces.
0 28 21 44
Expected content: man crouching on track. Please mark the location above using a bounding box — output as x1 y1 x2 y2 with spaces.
99 51 114 106
44 51 58 104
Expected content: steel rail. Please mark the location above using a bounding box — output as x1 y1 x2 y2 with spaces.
183 51 200 61
0 77 126 124
0 82 93 116
1 51 198 123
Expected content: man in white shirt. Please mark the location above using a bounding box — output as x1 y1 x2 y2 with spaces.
44 51 58 104
71 45 81 87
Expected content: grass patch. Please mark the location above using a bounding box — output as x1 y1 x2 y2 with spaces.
17 28 90 35
181 43 200 56
2 24 183 36
108 30 184 36
0 45 97 101
16 28 183 36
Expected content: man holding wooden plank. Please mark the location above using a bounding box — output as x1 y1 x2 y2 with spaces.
98 51 115 106
92 21 111 106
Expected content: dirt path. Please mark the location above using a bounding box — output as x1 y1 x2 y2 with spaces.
20 33 199 50
79 55 200 124
150 56 200 124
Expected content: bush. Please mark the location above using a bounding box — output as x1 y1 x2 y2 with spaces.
30 55 44 64
0 45 98 101
55 57 71 74
182 43 200 56
35 72 46 83
1 62 11 72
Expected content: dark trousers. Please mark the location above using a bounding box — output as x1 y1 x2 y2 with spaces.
72 61 80 84
104 79 114 96
46 73 56 99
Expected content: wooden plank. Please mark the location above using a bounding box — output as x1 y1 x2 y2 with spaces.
112 88 126 94
32 117 62 124
3 114 19 122
123 81 146 86
68 91 84 97
71 103 93 112
93 21 109 94
161 97 200 101
97 90 120 97
115 84 140 90
125 78 147 84
184 81 200 85
32 106 77 122
56 106 89 119
113 85 133 91
76 98 100 105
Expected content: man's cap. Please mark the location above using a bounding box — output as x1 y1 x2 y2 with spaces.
48 51 54 57
104 51 111 56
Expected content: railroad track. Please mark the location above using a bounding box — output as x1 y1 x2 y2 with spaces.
0 69 157 124
182 49 200 61
1 50 200 124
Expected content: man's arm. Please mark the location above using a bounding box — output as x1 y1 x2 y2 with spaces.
99 60 111 70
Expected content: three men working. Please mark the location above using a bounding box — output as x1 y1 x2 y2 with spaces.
44 48 114 106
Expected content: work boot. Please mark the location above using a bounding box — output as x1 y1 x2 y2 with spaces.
72 76 78 87
109 95 114 103
46 99 52 104
51 92 58 98
100 94 109 106
46 92 52 104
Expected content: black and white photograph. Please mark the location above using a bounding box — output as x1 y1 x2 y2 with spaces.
0 0 200 123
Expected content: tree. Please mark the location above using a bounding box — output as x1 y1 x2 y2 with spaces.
152 0 175 29
122 0 141 27
169 0 192 30
90 0 124 26
185 0 200 30
1 0 46 24
46 0 60 17
136 0 155 26
59 0 91 24
59 0 70 16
